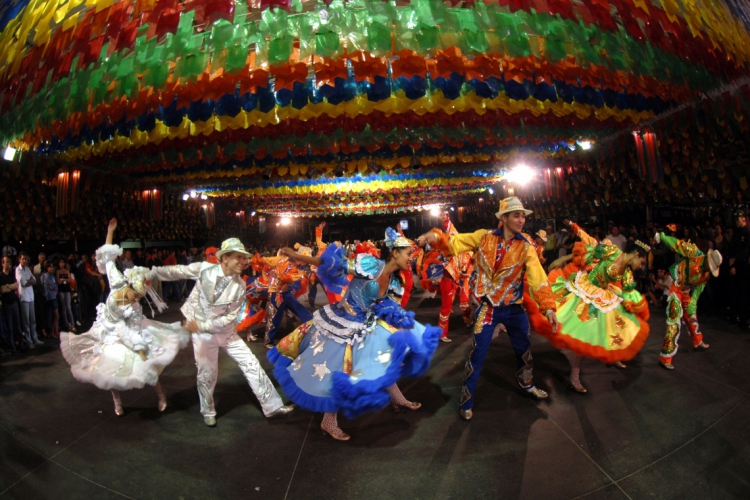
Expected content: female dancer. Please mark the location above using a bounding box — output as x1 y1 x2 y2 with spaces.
61 219 190 415
528 220 650 393
268 228 441 441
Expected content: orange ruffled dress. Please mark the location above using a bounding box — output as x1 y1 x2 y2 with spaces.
525 224 650 363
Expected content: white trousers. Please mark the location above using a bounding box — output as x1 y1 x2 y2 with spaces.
192 331 284 417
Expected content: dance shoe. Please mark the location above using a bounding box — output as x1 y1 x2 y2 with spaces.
459 408 473 421
439 336 452 343
392 401 421 413
525 386 549 399
267 404 296 418
204 416 217 427
567 379 588 394
321 424 351 441
659 362 674 370
694 342 710 351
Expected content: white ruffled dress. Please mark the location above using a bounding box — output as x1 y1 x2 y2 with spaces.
60 244 190 391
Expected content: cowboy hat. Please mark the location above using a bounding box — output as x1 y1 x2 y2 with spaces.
535 230 548 242
707 249 722 278
495 196 533 219
216 238 251 259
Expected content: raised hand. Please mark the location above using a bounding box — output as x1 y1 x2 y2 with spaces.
108 218 117 232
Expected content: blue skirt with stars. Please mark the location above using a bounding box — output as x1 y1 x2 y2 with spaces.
268 316 441 418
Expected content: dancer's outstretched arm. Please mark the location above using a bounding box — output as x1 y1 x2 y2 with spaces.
105 218 116 245
279 247 322 267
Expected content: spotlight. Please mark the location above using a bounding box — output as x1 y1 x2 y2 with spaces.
334 165 344 177
182 194 189 201
3 146 16 161
190 190 197 199
429 207 441 217
281 217 290 225
262 168 272 180
250 211 256 216
450 206 455 212
488 187 494 195
578 140 592 150
505 164 534 186
200 194 208 200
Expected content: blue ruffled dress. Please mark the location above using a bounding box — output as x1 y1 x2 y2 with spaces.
268 244 441 418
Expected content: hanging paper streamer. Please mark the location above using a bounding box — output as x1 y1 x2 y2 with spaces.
0 0 748 218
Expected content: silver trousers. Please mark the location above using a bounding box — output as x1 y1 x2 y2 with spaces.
192 331 284 417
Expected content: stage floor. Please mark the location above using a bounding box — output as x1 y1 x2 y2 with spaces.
1 292 749 500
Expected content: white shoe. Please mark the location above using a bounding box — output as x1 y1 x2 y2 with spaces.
440 336 452 343
266 404 295 418
204 416 217 427
76 321 81 326
525 386 548 399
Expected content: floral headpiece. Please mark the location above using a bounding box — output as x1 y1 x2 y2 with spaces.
124 267 167 316
384 227 411 251
635 240 651 253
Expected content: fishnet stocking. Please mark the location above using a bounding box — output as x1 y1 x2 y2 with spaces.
387 384 421 410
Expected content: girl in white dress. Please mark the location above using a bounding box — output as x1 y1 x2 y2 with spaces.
61 219 190 416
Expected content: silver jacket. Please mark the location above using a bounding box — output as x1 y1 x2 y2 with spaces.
153 263 245 335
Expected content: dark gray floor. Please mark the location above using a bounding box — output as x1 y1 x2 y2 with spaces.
1 292 749 500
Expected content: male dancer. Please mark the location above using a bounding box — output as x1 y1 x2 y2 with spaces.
436 214 474 342
418 197 558 420
153 238 294 426
657 229 721 369
257 248 314 349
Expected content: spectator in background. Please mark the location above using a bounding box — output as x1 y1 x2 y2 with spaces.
16 252 42 347
729 211 750 330
162 249 179 301
133 248 147 267
85 252 106 306
119 249 135 272
557 228 572 258
41 262 60 339
543 225 557 265
606 225 627 251
0 256 25 353
33 252 48 338
56 258 76 332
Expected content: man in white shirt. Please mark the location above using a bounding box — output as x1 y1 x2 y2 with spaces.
16 252 42 346
606 226 628 251
153 238 294 427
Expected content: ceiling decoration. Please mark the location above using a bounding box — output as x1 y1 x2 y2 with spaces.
1 0 750 216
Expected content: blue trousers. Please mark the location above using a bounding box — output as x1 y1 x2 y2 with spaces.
460 303 535 410
265 290 314 344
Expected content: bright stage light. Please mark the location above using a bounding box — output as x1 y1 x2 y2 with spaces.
200 194 208 200
182 194 189 201
190 190 197 198
505 164 535 186
281 217 291 225
429 207 441 217
488 187 494 195
3 147 16 161
251 211 256 216
578 140 592 150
